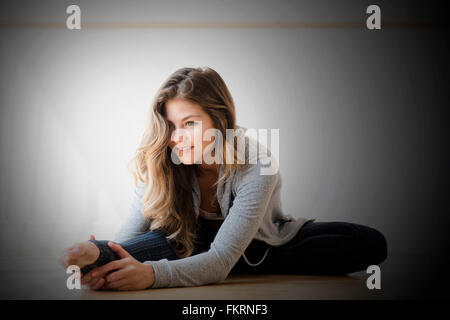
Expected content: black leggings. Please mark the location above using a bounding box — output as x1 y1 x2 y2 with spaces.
229 220 388 275
81 218 388 277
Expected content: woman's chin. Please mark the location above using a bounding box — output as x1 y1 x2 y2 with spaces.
179 157 198 165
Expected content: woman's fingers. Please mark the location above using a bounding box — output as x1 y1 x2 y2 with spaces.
81 272 92 285
80 269 105 290
91 278 105 290
90 259 128 278
87 277 105 290
80 267 102 284
105 268 128 283
102 277 128 290
107 242 131 259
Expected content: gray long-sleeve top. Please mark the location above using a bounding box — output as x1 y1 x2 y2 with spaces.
114 127 314 288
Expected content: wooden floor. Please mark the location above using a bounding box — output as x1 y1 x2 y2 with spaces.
79 273 382 300
0 265 385 300
0 252 440 300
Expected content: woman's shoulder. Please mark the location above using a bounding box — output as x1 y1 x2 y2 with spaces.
231 126 280 190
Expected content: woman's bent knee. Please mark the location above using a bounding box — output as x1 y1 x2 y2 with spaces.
363 226 388 265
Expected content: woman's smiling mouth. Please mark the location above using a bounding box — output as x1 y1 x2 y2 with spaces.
177 146 194 152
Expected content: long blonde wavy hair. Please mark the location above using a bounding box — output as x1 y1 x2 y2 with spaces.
127 67 247 259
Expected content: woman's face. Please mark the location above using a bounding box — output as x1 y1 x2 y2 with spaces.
165 97 217 166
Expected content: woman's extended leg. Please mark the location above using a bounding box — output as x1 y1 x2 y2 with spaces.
230 220 388 276
78 217 212 275
80 230 178 275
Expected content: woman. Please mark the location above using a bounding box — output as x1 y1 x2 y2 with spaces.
59 67 387 290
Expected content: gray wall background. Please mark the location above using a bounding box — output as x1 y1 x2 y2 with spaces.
0 0 448 298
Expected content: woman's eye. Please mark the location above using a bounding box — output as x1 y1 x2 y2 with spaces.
185 121 196 126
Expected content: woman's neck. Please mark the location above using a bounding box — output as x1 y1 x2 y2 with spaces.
196 163 220 178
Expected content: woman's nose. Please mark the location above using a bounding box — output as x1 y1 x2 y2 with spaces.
171 132 182 144
171 129 191 145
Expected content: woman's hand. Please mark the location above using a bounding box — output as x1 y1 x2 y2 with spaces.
83 241 155 291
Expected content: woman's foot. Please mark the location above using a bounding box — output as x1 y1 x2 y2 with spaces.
59 241 100 269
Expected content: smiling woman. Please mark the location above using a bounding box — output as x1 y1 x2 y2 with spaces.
164 98 218 167
59 66 387 291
